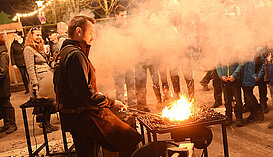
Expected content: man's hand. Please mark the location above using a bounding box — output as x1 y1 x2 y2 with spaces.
228 75 235 82
113 100 127 111
255 77 258 82
12 65 17 69
221 76 228 82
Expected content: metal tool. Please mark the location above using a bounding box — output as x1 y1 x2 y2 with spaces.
127 107 161 117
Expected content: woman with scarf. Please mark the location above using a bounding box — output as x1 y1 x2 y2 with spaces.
24 27 58 133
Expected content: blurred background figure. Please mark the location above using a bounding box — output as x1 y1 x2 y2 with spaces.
112 5 137 107
10 31 29 94
48 28 61 68
200 69 223 108
57 22 68 47
0 34 17 134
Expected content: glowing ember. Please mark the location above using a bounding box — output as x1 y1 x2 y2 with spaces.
161 96 194 121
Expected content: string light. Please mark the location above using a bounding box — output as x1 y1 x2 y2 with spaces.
12 0 54 21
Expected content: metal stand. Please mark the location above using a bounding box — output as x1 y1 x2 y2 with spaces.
20 100 75 157
138 118 229 157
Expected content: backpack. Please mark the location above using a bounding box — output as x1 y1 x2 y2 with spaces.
53 45 79 111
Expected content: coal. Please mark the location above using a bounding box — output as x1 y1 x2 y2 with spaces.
138 105 226 130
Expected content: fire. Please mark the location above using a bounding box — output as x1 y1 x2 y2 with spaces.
161 96 193 121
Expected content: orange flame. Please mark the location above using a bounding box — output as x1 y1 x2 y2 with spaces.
161 96 194 121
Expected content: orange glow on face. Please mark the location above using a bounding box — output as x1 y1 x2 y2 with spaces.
161 96 193 121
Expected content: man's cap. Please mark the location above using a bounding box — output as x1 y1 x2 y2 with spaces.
15 30 23 37
48 28 58 35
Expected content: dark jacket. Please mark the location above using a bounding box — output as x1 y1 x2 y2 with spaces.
242 54 265 87
10 39 26 66
54 39 114 110
0 44 11 98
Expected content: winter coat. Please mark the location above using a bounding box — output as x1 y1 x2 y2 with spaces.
23 46 55 99
0 44 10 98
55 39 142 151
54 39 113 110
10 39 26 66
216 63 244 80
242 54 265 87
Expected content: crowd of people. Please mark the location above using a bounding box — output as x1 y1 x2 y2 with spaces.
1 1 273 156
200 46 273 128
0 22 68 134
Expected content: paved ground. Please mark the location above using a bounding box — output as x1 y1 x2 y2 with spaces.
0 70 273 156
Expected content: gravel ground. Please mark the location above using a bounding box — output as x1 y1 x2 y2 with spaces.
0 70 273 157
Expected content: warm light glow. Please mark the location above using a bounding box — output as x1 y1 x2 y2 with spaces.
35 1 44 7
12 0 54 21
161 96 193 121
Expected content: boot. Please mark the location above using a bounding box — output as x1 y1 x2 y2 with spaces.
262 103 269 113
211 102 222 108
24 88 30 94
226 117 233 126
45 114 58 132
5 108 17 134
235 113 244 127
247 111 256 122
268 122 273 129
236 119 244 127
242 104 249 113
0 114 10 133
225 105 233 126
255 107 264 123
200 83 209 91
40 122 52 133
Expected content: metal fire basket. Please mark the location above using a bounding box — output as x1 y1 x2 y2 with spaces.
137 115 229 157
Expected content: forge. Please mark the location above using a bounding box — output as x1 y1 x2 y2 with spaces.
134 96 229 157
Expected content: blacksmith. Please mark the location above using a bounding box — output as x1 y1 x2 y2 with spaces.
54 15 141 157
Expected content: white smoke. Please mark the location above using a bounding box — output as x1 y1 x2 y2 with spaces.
92 0 273 73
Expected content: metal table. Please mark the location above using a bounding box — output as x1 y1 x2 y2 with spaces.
137 116 229 157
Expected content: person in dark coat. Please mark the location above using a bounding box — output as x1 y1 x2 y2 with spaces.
10 31 29 94
200 69 223 108
54 16 140 157
0 34 17 134
242 51 265 123
264 42 273 128
48 28 61 68
216 62 244 127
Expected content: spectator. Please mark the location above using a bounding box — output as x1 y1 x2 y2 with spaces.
242 51 265 123
112 5 137 106
10 31 29 94
264 42 273 128
24 27 58 133
0 34 17 134
48 28 61 68
135 13 162 111
216 62 244 127
199 69 223 108
57 22 68 48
